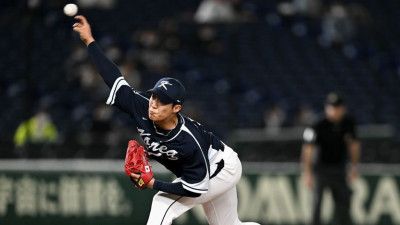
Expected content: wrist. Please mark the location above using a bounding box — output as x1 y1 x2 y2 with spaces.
85 38 95 46
147 178 155 189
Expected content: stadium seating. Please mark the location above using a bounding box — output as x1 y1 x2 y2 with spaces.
1 0 399 159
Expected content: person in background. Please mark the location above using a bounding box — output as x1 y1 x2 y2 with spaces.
194 0 236 23
14 108 58 158
301 92 360 225
264 103 287 134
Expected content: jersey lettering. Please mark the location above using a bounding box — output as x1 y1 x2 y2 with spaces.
147 142 179 160
137 128 179 160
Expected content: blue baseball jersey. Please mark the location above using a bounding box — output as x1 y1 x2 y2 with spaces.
107 77 224 194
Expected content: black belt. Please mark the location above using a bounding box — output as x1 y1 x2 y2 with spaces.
210 159 224 179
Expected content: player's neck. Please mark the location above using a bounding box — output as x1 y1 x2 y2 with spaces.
154 114 179 131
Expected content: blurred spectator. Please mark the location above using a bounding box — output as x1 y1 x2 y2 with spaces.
195 25 224 55
293 104 318 127
320 3 356 46
277 0 322 19
194 0 236 23
133 29 171 73
231 0 256 22
264 104 287 133
347 3 373 27
90 104 113 141
13 109 58 148
277 1 297 18
292 0 323 18
120 60 142 90
159 18 181 52
76 0 116 9
77 63 101 89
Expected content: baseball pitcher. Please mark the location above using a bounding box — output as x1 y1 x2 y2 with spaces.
73 15 260 225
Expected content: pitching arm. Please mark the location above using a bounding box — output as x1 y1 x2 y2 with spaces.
73 15 149 117
73 15 123 88
87 41 123 88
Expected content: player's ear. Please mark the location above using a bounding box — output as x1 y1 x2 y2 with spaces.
172 104 182 113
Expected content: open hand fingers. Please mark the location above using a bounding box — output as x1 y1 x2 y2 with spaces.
71 14 94 45
72 15 87 28
74 15 87 24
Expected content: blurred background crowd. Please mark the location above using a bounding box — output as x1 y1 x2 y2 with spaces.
1 0 399 161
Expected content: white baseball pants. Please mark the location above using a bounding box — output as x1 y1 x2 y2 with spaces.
146 145 260 225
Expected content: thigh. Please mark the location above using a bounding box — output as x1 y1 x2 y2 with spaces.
201 153 242 202
202 186 241 225
200 154 243 225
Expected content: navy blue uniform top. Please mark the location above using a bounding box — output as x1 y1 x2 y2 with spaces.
88 42 224 194
303 116 357 169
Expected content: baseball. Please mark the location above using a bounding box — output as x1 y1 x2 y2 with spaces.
63 3 78 17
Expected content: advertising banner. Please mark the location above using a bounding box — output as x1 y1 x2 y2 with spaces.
1 162 400 225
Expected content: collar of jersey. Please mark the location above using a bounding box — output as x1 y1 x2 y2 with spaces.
156 114 185 143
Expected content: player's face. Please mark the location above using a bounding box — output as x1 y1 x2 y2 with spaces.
325 105 346 123
148 94 181 122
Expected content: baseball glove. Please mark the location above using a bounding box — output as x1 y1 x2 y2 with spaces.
124 140 153 190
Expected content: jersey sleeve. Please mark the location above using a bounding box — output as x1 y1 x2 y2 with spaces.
153 180 200 197
345 116 357 140
179 149 209 194
303 125 317 144
106 77 149 118
87 41 150 118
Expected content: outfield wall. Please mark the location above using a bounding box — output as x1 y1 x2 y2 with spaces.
0 160 400 225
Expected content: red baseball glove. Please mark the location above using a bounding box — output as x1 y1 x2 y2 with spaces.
124 140 153 190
